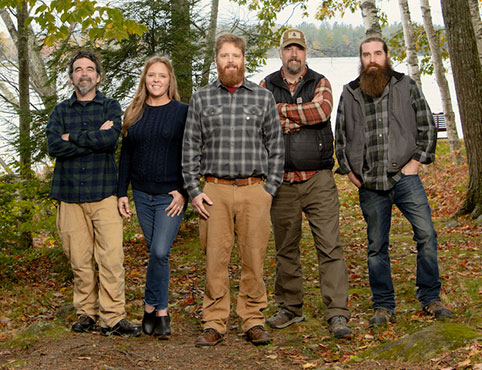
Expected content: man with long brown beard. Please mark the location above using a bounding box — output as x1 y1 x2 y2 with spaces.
335 37 452 327
182 33 284 346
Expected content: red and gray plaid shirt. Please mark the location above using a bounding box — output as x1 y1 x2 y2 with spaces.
260 67 333 183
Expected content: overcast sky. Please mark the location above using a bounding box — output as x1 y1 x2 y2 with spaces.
218 0 445 28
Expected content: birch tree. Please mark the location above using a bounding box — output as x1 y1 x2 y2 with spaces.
17 1 32 248
420 0 460 153
398 0 422 87
441 0 482 219
360 0 381 37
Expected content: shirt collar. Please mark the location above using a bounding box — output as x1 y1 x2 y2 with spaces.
68 90 104 107
281 65 308 85
215 78 253 91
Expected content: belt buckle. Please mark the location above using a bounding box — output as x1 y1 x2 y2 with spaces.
233 178 241 186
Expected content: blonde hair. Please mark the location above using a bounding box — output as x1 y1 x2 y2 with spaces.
122 55 180 136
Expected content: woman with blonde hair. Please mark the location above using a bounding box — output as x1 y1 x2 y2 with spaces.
118 55 188 339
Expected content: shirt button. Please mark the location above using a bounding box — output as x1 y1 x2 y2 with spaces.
83 122 87 126
246 116 250 120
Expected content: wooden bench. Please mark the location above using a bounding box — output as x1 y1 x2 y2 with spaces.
433 113 446 132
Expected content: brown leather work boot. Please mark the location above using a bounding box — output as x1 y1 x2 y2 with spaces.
246 325 272 345
195 328 224 347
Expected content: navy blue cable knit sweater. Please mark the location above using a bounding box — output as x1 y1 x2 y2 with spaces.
118 100 188 198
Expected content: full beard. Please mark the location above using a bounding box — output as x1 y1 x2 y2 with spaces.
286 58 303 74
359 60 393 98
217 63 245 87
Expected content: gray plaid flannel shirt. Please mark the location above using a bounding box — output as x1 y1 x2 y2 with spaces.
182 78 284 198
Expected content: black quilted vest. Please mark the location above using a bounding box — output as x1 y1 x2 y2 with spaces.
264 68 334 171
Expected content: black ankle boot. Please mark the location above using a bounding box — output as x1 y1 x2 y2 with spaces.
153 314 171 339
142 310 157 335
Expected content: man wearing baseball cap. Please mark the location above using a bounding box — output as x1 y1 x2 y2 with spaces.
260 28 351 338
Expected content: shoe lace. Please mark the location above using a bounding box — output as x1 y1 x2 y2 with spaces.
274 309 292 320
375 309 391 317
426 301 443 312
330 316 347 326
249 325 265 335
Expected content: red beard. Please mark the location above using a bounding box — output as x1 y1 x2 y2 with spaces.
359 60 393 98
217 62 245 87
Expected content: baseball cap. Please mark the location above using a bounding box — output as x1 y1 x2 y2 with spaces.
280 28 307 49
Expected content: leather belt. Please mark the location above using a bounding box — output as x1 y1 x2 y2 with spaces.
205 176 262 186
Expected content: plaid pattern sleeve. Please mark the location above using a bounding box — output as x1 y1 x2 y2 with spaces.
277 78 333 134
409 79 437 164
68 98 122 152
182 79 284 199
46 91 122 203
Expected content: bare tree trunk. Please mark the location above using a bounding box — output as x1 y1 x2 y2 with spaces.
200 0 219 87
420 0 461 155
171 0 193 102
360 0 382 37
468 0 482 64
17 1 33 248
441 0 482 219
398 0 422 87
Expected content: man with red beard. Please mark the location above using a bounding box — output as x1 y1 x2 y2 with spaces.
260 28 352 339
335 37 453 327
182 33 284 346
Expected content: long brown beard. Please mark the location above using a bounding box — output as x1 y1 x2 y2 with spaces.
217 62 245 87
359 60 393 98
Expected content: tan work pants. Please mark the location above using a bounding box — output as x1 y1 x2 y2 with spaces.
199 182 272 333
56 195 125 328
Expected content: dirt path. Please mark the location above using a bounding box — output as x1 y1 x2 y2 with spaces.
0 322 299 370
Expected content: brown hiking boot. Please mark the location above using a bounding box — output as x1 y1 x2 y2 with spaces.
369 309 396 327
195 328 224 347
246 325 272 345
423 301 453 319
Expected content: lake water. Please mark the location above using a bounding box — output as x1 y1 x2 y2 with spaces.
248 57 461 138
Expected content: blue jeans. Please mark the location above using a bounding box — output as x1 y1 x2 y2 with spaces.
358 174 441 312
133 190 185 310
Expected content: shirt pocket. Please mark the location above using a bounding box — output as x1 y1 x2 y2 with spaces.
201 105 223 136
242 105 264 136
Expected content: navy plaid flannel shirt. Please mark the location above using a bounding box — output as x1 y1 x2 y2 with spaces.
46 91 122 203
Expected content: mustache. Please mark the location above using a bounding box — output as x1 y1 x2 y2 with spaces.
288 57 300 63
223 63 238 70
79 77 93 83
365 62 381 69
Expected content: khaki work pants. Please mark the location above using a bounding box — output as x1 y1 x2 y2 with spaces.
56 195 125 328
199 182 272 334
